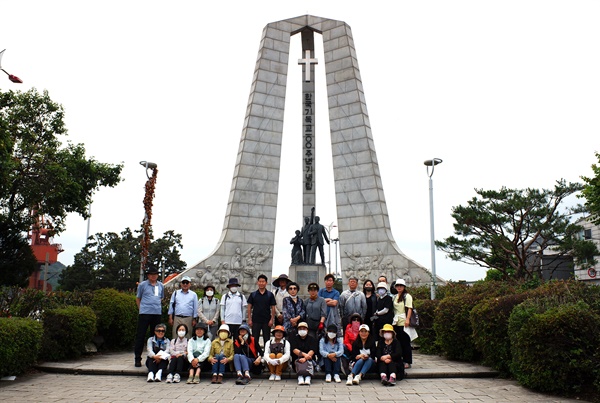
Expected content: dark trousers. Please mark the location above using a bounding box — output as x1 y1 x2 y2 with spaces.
252 321 271 348
377 360 398 377
394 325 412 364
323 357 341 375
168 355 188 374
227 324 241 340
134 314 162 361
146 357 169 373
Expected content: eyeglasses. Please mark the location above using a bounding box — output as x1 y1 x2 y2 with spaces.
155 329 165 333
288 287 297 290
181 281 190 284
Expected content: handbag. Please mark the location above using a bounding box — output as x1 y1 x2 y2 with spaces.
295 359 314 376
403 294 419 327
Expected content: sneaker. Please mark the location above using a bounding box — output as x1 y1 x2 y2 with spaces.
166 373 173 383
211 374 218 384
346 374 353 385
217 374 223 384
173 373 181 383
325 374 332 383
241 375 251 385
236 375 244 385
389 375 396 386
352 374 361 385
186 376 194 384
155 369 162 382
275 375 281 381
147 372 154 382
381 375 389 386
304 376 311 385
298 376 305 385
193 375 200 384
334 374 341 383
269 374 276 381
135 359 142 368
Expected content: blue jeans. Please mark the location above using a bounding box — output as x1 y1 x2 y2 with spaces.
323 357 341 375
233 354 253 373
212 353 226 375
351 357 374 376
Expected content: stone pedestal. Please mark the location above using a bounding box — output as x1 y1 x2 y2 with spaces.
288 264 327 300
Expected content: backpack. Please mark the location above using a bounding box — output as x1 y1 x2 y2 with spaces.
403 294 420 327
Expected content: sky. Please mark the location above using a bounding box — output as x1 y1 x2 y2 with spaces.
2 1 599 283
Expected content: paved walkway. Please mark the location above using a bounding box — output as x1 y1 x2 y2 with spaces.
0 351 585 402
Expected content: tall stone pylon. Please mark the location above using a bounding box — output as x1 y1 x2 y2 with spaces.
173 15 440 293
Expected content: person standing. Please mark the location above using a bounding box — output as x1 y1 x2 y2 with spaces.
220 278 247 339
197 284 220 340
392 279 416 369
338 276 367 329
304 283 327 339
319 273 341 332
272 274 290 326
282 281 306 334
363 279 377 332
247 274 276 348
167 276 197 339
371 282 394 341
134 266 164 367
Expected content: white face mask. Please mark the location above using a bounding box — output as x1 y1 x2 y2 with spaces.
327 332 337 340
177 330 186 338
229 287 238 294
206 290 214 297
383 332 393 340
297 329 308 337
378 289 387 296
242 334 249 341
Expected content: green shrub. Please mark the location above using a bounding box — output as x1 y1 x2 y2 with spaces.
41 306 97 361
0 287 95 319
413 299 441 354
0 317 43 376
509 300 600 395
434 294 484 361
91 289 138 349
471 292 529 374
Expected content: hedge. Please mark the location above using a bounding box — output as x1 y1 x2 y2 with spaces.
41 306 97 361
0 317 43 376
91 289 138 349
412 299 441 354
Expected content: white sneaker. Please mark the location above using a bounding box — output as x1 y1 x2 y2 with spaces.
269 374 276 381
346 374 353 385
147 372 154 382
173 373 181 383
166 373 173 383
155 369 162 382
352 374 361 385
334 374 341 383
304 376 311 385
325 374 332 383
275 375 281 381
298 376 305 385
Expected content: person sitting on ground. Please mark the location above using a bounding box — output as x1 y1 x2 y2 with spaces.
289 322 318 386
208 324 234 384
347 324 376 385
263 325 291 381
233 324 263 385
343 313 363 356
319 324 344 383
146 323 170 382
376 324 403 386
166 323 188 383
187 322 211 384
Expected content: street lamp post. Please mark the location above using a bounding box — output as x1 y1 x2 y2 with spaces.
139 161 158 283
0 49 23 83
424 158 442 300
326 222 337 272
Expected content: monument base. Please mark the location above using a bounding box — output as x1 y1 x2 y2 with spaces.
288 264 328 299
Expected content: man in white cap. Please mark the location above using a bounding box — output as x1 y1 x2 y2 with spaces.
221 277 247 338
168 276 198 339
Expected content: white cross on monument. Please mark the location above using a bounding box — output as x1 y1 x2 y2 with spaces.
298 50 318 82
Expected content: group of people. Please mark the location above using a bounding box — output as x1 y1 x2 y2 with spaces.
135 268 417 387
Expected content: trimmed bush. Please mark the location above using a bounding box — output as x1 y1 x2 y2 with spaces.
471 292 529 374
0 317 43 376
91 289 138 349
413 299 441 354
434 294 484 361
41 306 97 361
509 300 600 395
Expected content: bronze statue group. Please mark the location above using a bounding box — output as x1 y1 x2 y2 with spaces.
136 269 417 387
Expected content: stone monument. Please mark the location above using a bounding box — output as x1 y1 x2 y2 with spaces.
169 15 444 294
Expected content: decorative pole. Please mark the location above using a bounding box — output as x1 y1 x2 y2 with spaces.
139 161 158 283
0 49 23 83
424 158 442 299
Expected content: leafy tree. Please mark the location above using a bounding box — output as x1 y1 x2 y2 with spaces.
59 228 186 291
0 222 37 286
581 151 600 225
436 180 598 280
0 89 122 235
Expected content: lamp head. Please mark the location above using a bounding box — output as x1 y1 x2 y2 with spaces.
139 161 157 169
424 158 443 167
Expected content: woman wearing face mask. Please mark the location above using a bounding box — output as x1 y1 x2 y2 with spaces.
362 279 377 332
208 324 234 384
187 322 211 384
233 324 263 385
376 324 403 386
370 282 394 342
319 324 344 383
282 281 306 335
343 313 363 356
198 284 220 340
289 322 318 385
166 324 189 383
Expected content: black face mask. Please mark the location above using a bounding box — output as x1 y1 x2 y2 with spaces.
364 287 373 292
